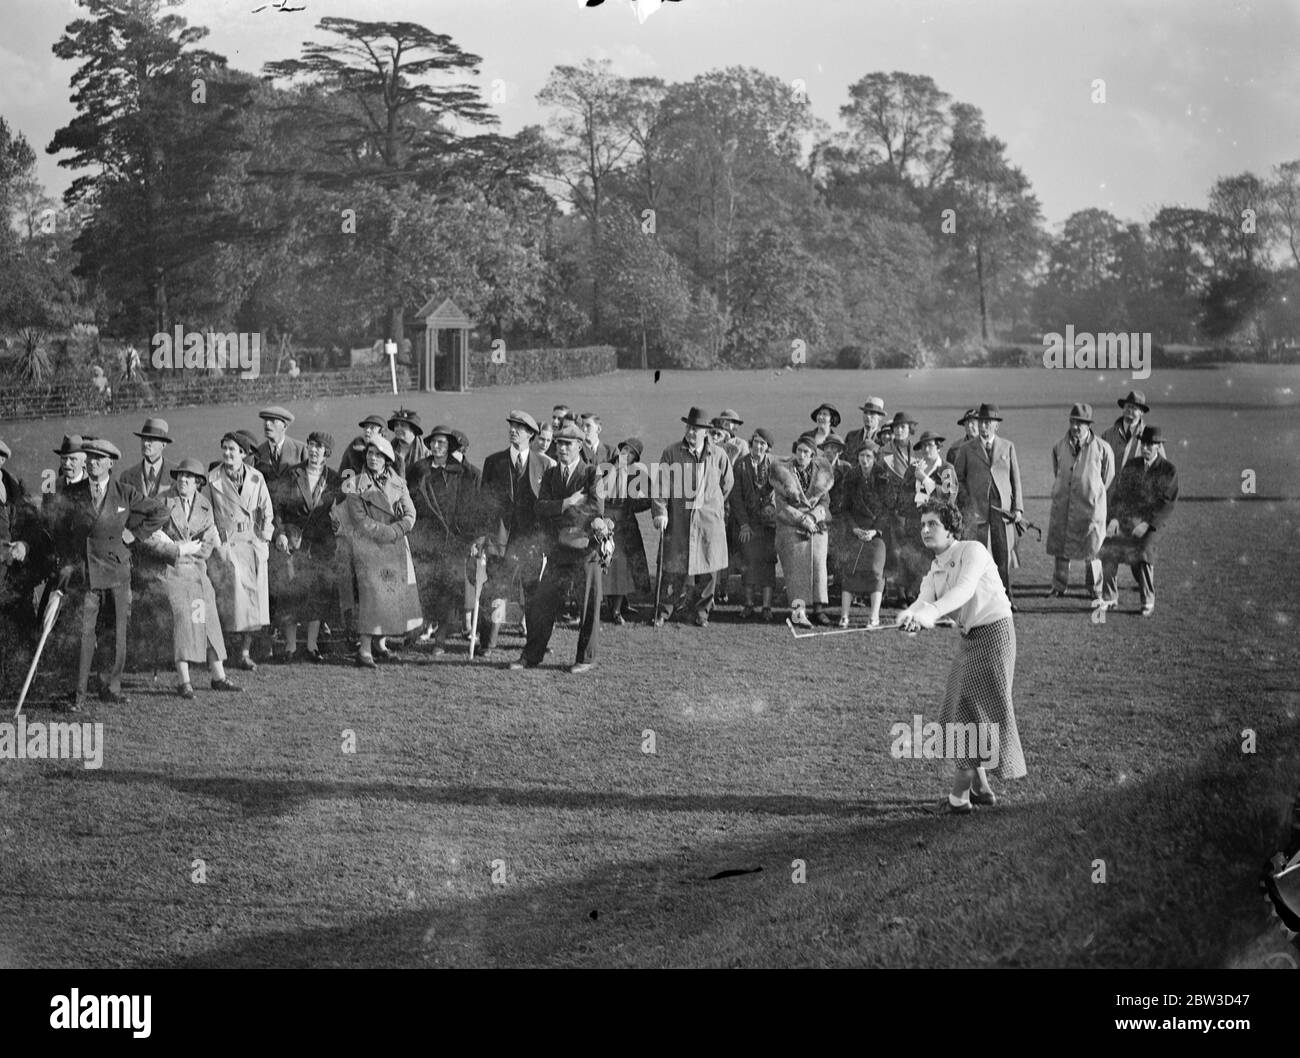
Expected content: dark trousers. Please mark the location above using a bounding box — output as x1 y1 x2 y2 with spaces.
984 516 1013 599
1101 533 1157 605
523 555 601 666
77 583 131 695
657 571 718 619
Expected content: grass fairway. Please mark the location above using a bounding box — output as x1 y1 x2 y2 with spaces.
1 366 1298 967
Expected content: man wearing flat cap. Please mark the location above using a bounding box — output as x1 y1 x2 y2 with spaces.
952 404 1024 603
49 437 169 709
476 410 548 656
120 418 177 500
651 407 734 628
255 406 305 485
510 423 605 673
844 397 887 465
1046 403 1114 603
1100 390 1150 504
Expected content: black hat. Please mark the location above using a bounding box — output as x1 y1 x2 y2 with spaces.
1139 425 1163 445
53 434 85 456
751 427 776 448
957 408 978 426
358 414 387 431
1118 390 1150 413
388 408 424 436
427 424 460 451
821 432 846 450
681 407 712 428
617 437 645 461
793 433 820 453
975 403 1002 422
889 411 918 429
810 403 841 428
222 431 256 455
912 431 946 450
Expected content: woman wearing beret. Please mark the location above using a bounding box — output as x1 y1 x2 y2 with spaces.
899 501 1026 813
772 435 834 627
342 437 422 667
206 432 275 671
271 432 342 662
832 440 889 628
133 459 242 698
602 437 651 624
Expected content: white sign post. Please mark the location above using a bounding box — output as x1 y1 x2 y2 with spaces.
384 339 398 395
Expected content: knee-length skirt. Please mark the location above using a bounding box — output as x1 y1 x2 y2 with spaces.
938 616 1026 779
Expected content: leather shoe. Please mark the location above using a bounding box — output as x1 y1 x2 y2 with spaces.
234 656 258 671
99 687 129 704
303 649 325 663
612 613 625 626
941 797 973 815
355 654 377 669
210 677 242 692
969 788 997 806
694 612 709 628
176 682 195 700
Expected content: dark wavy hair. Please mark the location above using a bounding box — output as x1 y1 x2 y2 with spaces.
919 499 963 537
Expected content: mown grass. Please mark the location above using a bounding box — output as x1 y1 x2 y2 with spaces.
0 367 1297 967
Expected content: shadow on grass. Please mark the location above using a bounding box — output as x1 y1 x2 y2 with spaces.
121 724 1300 969
60 768 930 820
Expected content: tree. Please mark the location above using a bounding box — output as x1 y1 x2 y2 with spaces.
839 72 960 189
48 0 254 337
1270 160 1300 268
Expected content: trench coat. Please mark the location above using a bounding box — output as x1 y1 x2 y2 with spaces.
1046 430 1114 560
343 469 423 636
650 437 733 576
144 492 226 664
206 464 275 632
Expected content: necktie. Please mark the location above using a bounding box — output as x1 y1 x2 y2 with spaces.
985 444 994 461
147 466 157 494
93 484 104 511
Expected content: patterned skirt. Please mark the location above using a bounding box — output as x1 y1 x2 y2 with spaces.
938 616 1026 779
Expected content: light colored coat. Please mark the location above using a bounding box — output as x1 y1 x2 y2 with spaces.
343 470 423 635
154 492 226 662
1046 430 1114 560
206 464 274 631
650 437 734 576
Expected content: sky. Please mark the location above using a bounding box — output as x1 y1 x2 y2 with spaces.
4 0 1298 228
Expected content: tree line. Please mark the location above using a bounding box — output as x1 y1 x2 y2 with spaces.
1 0 1297 384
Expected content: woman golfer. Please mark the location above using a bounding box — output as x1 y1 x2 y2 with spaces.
898 501 1026 813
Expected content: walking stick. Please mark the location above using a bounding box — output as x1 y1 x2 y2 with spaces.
653 529 666 625
468 548 487 659
15 589 64 717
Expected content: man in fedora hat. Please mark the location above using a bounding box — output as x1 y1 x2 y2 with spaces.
49 437 169 709
476 410 547 656
952 404 1024 602
510 423 605 673
120 418 177 500
1046 403 1114 602
844 397 887 464
651 407 734 628
1101 390 1150 501
339 414 389 481
254 406 305 484
52 434 88 492
1101 425 1179 616
946 409 980 466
